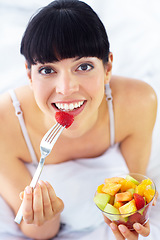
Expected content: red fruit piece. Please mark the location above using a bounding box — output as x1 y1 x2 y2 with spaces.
55 112 74 128
129 212 145 225
133 193 145 210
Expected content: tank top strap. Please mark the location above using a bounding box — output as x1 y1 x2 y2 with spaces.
105 83 115 146
9 89 38 165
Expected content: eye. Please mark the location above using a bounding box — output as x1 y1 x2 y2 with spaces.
39 67 54 75
77 63 94 72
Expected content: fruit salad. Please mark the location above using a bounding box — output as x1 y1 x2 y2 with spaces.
94 173 156 230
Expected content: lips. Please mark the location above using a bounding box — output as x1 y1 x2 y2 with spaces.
52 100 86 117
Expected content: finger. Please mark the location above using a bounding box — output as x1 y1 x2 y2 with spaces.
33 183 44 226
110 223 125 240
22 186 33 223
133 220 150 237
39 180 53 220
103 214 112 226
118 224 138 240
45 181 64 215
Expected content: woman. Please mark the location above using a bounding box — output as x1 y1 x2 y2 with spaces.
0 0 157 239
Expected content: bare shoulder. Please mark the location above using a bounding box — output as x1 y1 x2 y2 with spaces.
110 76 157 139
0 86 33 160
0 90 21 156
111 75 157 106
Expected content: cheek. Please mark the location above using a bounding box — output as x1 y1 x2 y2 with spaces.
31 80 51 106
84 74 105 100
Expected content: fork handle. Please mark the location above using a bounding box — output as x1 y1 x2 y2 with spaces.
14 159 45 224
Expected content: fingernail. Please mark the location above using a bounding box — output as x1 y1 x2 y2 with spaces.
110 223 117 231
134 223 141 230
38 180 44 186
25 186 32 194
19 191 24 200
119 225 126 233
45 181 50 186
35 183 40 189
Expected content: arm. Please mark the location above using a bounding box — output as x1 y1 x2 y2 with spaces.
118 79 157 174
108 78 157 239
0 93 63 239
0 144 63 240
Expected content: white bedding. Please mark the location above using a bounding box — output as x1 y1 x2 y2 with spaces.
0 0 160 239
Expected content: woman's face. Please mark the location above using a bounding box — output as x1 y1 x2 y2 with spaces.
28 56 112 136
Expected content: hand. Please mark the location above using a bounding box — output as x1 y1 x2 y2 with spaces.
103 215 150 240
19 180 64 226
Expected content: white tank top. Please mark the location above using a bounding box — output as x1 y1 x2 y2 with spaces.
9 83 115 165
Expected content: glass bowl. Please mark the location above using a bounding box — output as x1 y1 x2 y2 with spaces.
94 173 156 230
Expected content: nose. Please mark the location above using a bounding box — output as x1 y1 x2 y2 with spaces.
56 71 79 95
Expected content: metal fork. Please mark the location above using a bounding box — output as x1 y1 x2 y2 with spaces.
14 122 65 224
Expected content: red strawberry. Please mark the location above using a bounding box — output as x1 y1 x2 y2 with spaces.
55 112 74 128
133 193 145 210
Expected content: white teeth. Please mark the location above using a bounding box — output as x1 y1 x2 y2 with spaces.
55 101 84 111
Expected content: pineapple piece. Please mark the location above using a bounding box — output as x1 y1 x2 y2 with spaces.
121 179 137 192
119 199 137 216
105 177 125 184
102 182 121 196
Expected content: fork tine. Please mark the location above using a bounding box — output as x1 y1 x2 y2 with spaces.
46 124 62 143
49 124 65 146
42 122 59 141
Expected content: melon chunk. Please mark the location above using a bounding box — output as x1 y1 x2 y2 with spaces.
127 188 135 196
93 193 111 210
115 191 132 202
103 203 120 221
125 175 139 185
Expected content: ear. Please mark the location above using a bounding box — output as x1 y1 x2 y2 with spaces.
25 61 32 88
104 52 113 84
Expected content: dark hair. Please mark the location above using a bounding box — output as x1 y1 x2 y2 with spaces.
21 0 110 67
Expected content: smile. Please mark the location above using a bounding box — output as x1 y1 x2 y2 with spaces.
54 101 85 111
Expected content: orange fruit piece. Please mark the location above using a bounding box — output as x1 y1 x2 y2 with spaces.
143 189 155 203
114 201 124 209
97 184 105 193
135 178 153 197
141 179 152 186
